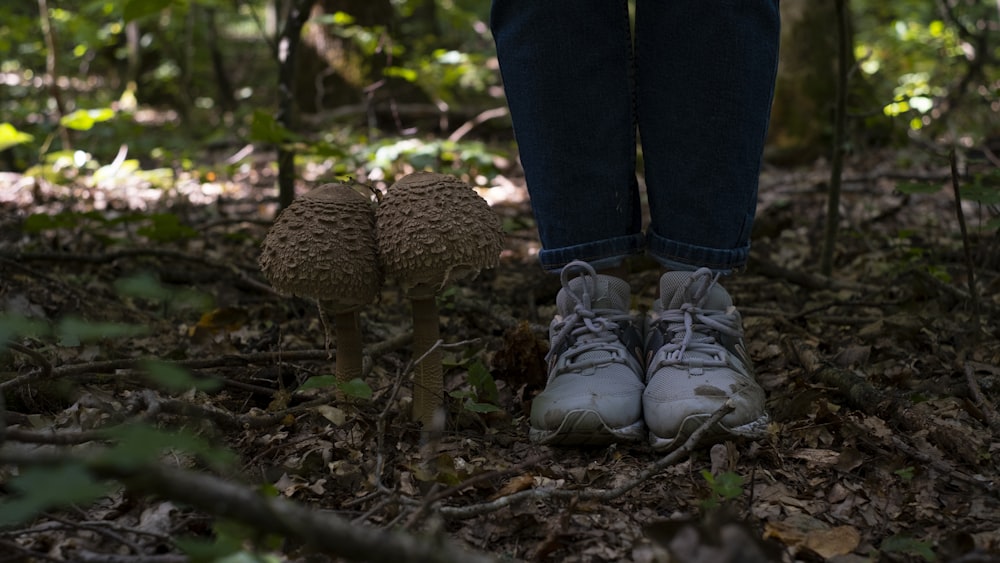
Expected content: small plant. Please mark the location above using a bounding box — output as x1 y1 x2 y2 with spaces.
449 359 501 414
879 534 936 561
700 469 745 510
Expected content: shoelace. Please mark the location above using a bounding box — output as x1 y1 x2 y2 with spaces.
545 263 632 378
653 270 742 369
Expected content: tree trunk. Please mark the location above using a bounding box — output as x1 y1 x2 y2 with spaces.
276 0 315 210
766 1 841 164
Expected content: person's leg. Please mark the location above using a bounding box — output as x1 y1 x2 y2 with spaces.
636 0 779 449
490 0 644 273
636 0 780 273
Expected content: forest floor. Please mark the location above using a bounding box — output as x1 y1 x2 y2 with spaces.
1 147 999 563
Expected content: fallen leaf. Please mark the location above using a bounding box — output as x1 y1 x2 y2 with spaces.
490 473 534 500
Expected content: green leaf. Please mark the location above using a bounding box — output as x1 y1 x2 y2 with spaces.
880 535 936 561
299 375 338 391
463 400 501 413
0 464 110 526
23 211 82 232
174 535 242 563
115 272 175 301
56 317 148 346
249 110 301 144
98 423 236 470
136 213 197 242
895 181 941 195
60 108 115 131
123 0 175 22
0 313 49 349
0 122 34 151
337 378 373 399
961 180 1000 205
467 360 498 403
142 359 222 393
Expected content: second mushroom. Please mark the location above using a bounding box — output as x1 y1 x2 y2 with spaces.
376 172 504 426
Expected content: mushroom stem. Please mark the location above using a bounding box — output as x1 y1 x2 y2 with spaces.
410 295 442 425
320 301 364 382
334 311 364 382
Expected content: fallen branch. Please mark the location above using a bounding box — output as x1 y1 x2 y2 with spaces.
0 450 499 563
965 362 1000 436
2 330 413 392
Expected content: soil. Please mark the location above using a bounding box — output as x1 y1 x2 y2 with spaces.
1 149 999 562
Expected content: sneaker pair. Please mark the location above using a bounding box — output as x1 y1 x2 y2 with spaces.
529 260 768 450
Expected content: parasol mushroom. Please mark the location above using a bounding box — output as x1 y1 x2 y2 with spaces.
259 183 382 382
376 172 504 425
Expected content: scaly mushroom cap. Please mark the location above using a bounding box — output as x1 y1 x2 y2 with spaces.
376 172 504 296
259 183 382 312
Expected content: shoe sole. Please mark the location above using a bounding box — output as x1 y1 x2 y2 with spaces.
648 412 769 451
530 409 645 446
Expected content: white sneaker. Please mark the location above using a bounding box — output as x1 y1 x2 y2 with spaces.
644 269 768 451
529 261 646 445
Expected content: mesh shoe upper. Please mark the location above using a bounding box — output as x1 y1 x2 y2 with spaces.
644 269 767 450
529 261 645 445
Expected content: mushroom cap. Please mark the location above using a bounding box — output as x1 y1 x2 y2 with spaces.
376 172 504 296
259 183 382 312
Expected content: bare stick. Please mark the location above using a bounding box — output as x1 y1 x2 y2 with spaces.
949 148 981 330
965 362 1000 435
821 0 850 276
0 450 500 563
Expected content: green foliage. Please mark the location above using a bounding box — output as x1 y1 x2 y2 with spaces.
853 0 998 141
0 313 49 351
25 210 200 244
894 466 916 482
879 534 936 561
97 422 237 470
700 470 745 510
142 359 222 393
0 464 111 527
0 424 237 528
60 108 116 131
448 359 501 413
56 316 148 346
0 122 34 151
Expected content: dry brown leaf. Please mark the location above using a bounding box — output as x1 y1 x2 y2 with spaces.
803 525 861 558
490 473 535 500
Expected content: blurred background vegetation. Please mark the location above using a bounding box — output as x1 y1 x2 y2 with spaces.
0 0 998 190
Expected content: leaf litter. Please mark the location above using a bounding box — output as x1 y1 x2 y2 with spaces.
0 151 999 562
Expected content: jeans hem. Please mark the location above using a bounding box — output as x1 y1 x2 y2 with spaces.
538 233 645 273
646 230 748 275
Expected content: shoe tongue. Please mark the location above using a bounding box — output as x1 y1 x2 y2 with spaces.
558 274 631 314
659 270 733 311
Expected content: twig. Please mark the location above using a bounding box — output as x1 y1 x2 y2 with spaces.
422 453 553 507
3 332 414 392
949 148 981 330
75 553 187 563
447 107 509 143
0 450 501 563
436 402 737 520
0 538 62 563
965 362 1000 435
0 249 274 295
3 428 110 445
6 342 53 379
820 0 850 276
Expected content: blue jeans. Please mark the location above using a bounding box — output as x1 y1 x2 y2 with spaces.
490 0 780 273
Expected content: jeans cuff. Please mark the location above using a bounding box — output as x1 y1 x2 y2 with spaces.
646 230 748 275
538 233 645 273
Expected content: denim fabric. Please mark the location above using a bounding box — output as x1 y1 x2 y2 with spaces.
491 0 780 274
